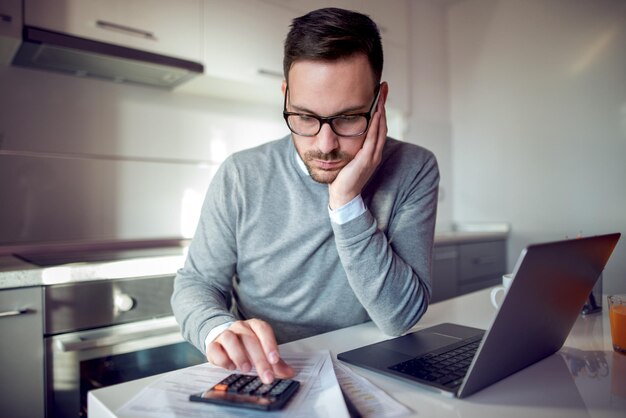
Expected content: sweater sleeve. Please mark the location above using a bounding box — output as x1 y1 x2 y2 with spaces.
171 157 240 354
331 150 439 336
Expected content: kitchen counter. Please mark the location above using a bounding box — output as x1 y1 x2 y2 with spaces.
0 228 509 290
0 254 187 290
88 288 626 418
0 239 188 290
434 222 510 245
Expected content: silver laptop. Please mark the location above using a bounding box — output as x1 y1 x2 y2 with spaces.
337 233 621 398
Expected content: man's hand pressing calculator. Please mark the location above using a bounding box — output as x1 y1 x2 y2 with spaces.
189 373 300 411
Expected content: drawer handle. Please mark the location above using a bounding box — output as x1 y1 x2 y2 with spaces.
473 256 497 265
55 326 181 352
434 251 458 261
96 20 156 40
0 308 31 318
257 68 284 79
0 13 13 23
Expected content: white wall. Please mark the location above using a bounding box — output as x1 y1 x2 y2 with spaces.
0 66 288 244
448 0 626 292
407 0 454 230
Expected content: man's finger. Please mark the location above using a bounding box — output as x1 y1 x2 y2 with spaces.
246 319 295 380
206 341 236 371
374 104 387 159
216 328 252 373
272 358 296 379
239 330 275 384
247 319 281 365
359 107 380 159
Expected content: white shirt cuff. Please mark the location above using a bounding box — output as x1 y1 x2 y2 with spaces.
328 194 367 225
204 321 235 353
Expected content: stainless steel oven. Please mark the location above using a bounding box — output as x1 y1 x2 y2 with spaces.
43 274 205 418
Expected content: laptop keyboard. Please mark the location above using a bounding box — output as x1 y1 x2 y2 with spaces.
388 335 483 390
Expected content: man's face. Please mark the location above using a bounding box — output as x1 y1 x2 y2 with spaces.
283 54 378 184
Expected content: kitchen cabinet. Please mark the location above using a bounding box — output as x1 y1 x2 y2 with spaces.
431 239 507 303
0 286 44 418
356 0 408 47
176 0 294 104
431 244 459 303
24 0 203 62
457 240 507 294
0 0 20 38
261 0 408 46
0 0 21 64
202 0 293 85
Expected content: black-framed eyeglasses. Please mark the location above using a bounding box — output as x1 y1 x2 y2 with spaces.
283 84 381 137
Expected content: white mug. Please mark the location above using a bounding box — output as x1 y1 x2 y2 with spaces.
490 273 514 309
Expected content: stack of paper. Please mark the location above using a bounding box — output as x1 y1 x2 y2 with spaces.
116 349 411 418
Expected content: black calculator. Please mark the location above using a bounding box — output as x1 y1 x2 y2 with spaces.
189 373 300 411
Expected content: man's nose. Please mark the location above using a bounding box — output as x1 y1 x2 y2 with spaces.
316 123 339 154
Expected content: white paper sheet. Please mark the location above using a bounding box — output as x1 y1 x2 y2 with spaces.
333 360 413 418
116 350 349 418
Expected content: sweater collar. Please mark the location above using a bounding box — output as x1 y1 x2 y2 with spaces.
287 136 309 177
295 149 309 176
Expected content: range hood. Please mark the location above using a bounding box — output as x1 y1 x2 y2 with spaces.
12 26 204 88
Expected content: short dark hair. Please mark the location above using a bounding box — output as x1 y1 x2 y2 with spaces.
283 8 383 88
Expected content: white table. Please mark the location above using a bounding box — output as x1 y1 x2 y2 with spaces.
89 288 626 418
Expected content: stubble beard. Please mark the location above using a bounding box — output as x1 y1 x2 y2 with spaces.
303 150 353 184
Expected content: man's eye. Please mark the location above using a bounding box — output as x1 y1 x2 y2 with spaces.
339 115 360 122
297 115 316 122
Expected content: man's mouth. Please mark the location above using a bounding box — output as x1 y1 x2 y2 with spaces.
312 159 343 170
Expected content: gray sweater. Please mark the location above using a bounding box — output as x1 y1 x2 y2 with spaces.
172 136 439 353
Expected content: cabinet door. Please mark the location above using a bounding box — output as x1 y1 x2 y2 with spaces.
431 245 458 303
357 0 408 46
203 0 293 84
24 0 203 62
260 0 359 16
0 287 44 418
0 0 21 38
457 240 506 295
0 0 21 64
262 0 409 45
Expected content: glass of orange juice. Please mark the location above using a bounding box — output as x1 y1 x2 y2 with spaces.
608 295 626 355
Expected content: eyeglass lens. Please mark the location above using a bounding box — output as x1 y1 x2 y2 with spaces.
286 114 368 137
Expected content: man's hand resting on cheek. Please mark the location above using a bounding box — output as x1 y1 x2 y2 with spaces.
329 98 388 210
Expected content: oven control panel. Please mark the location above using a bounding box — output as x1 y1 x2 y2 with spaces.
44 275 175 335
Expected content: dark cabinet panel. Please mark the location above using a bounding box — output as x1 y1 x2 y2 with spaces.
431 239 507 303
0 287 44 418
431 245 459 303
458 241 506 283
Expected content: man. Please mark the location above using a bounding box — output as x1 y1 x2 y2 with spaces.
172 8 439 386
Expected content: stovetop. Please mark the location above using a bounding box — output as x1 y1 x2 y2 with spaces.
14 246 184 267
0 238 189 288
3 238 188 267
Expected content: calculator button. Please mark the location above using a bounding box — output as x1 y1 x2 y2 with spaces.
241 378 263 394
222 374 242 385
228 375 256 392
254 383 275 396
269 380 292 396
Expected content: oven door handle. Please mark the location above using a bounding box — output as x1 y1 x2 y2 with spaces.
55 324 182 352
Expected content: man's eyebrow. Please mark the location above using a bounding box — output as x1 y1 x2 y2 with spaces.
289 102 368 116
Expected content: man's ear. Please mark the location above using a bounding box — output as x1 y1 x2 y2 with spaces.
281 80 287 96
379 81 389 107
